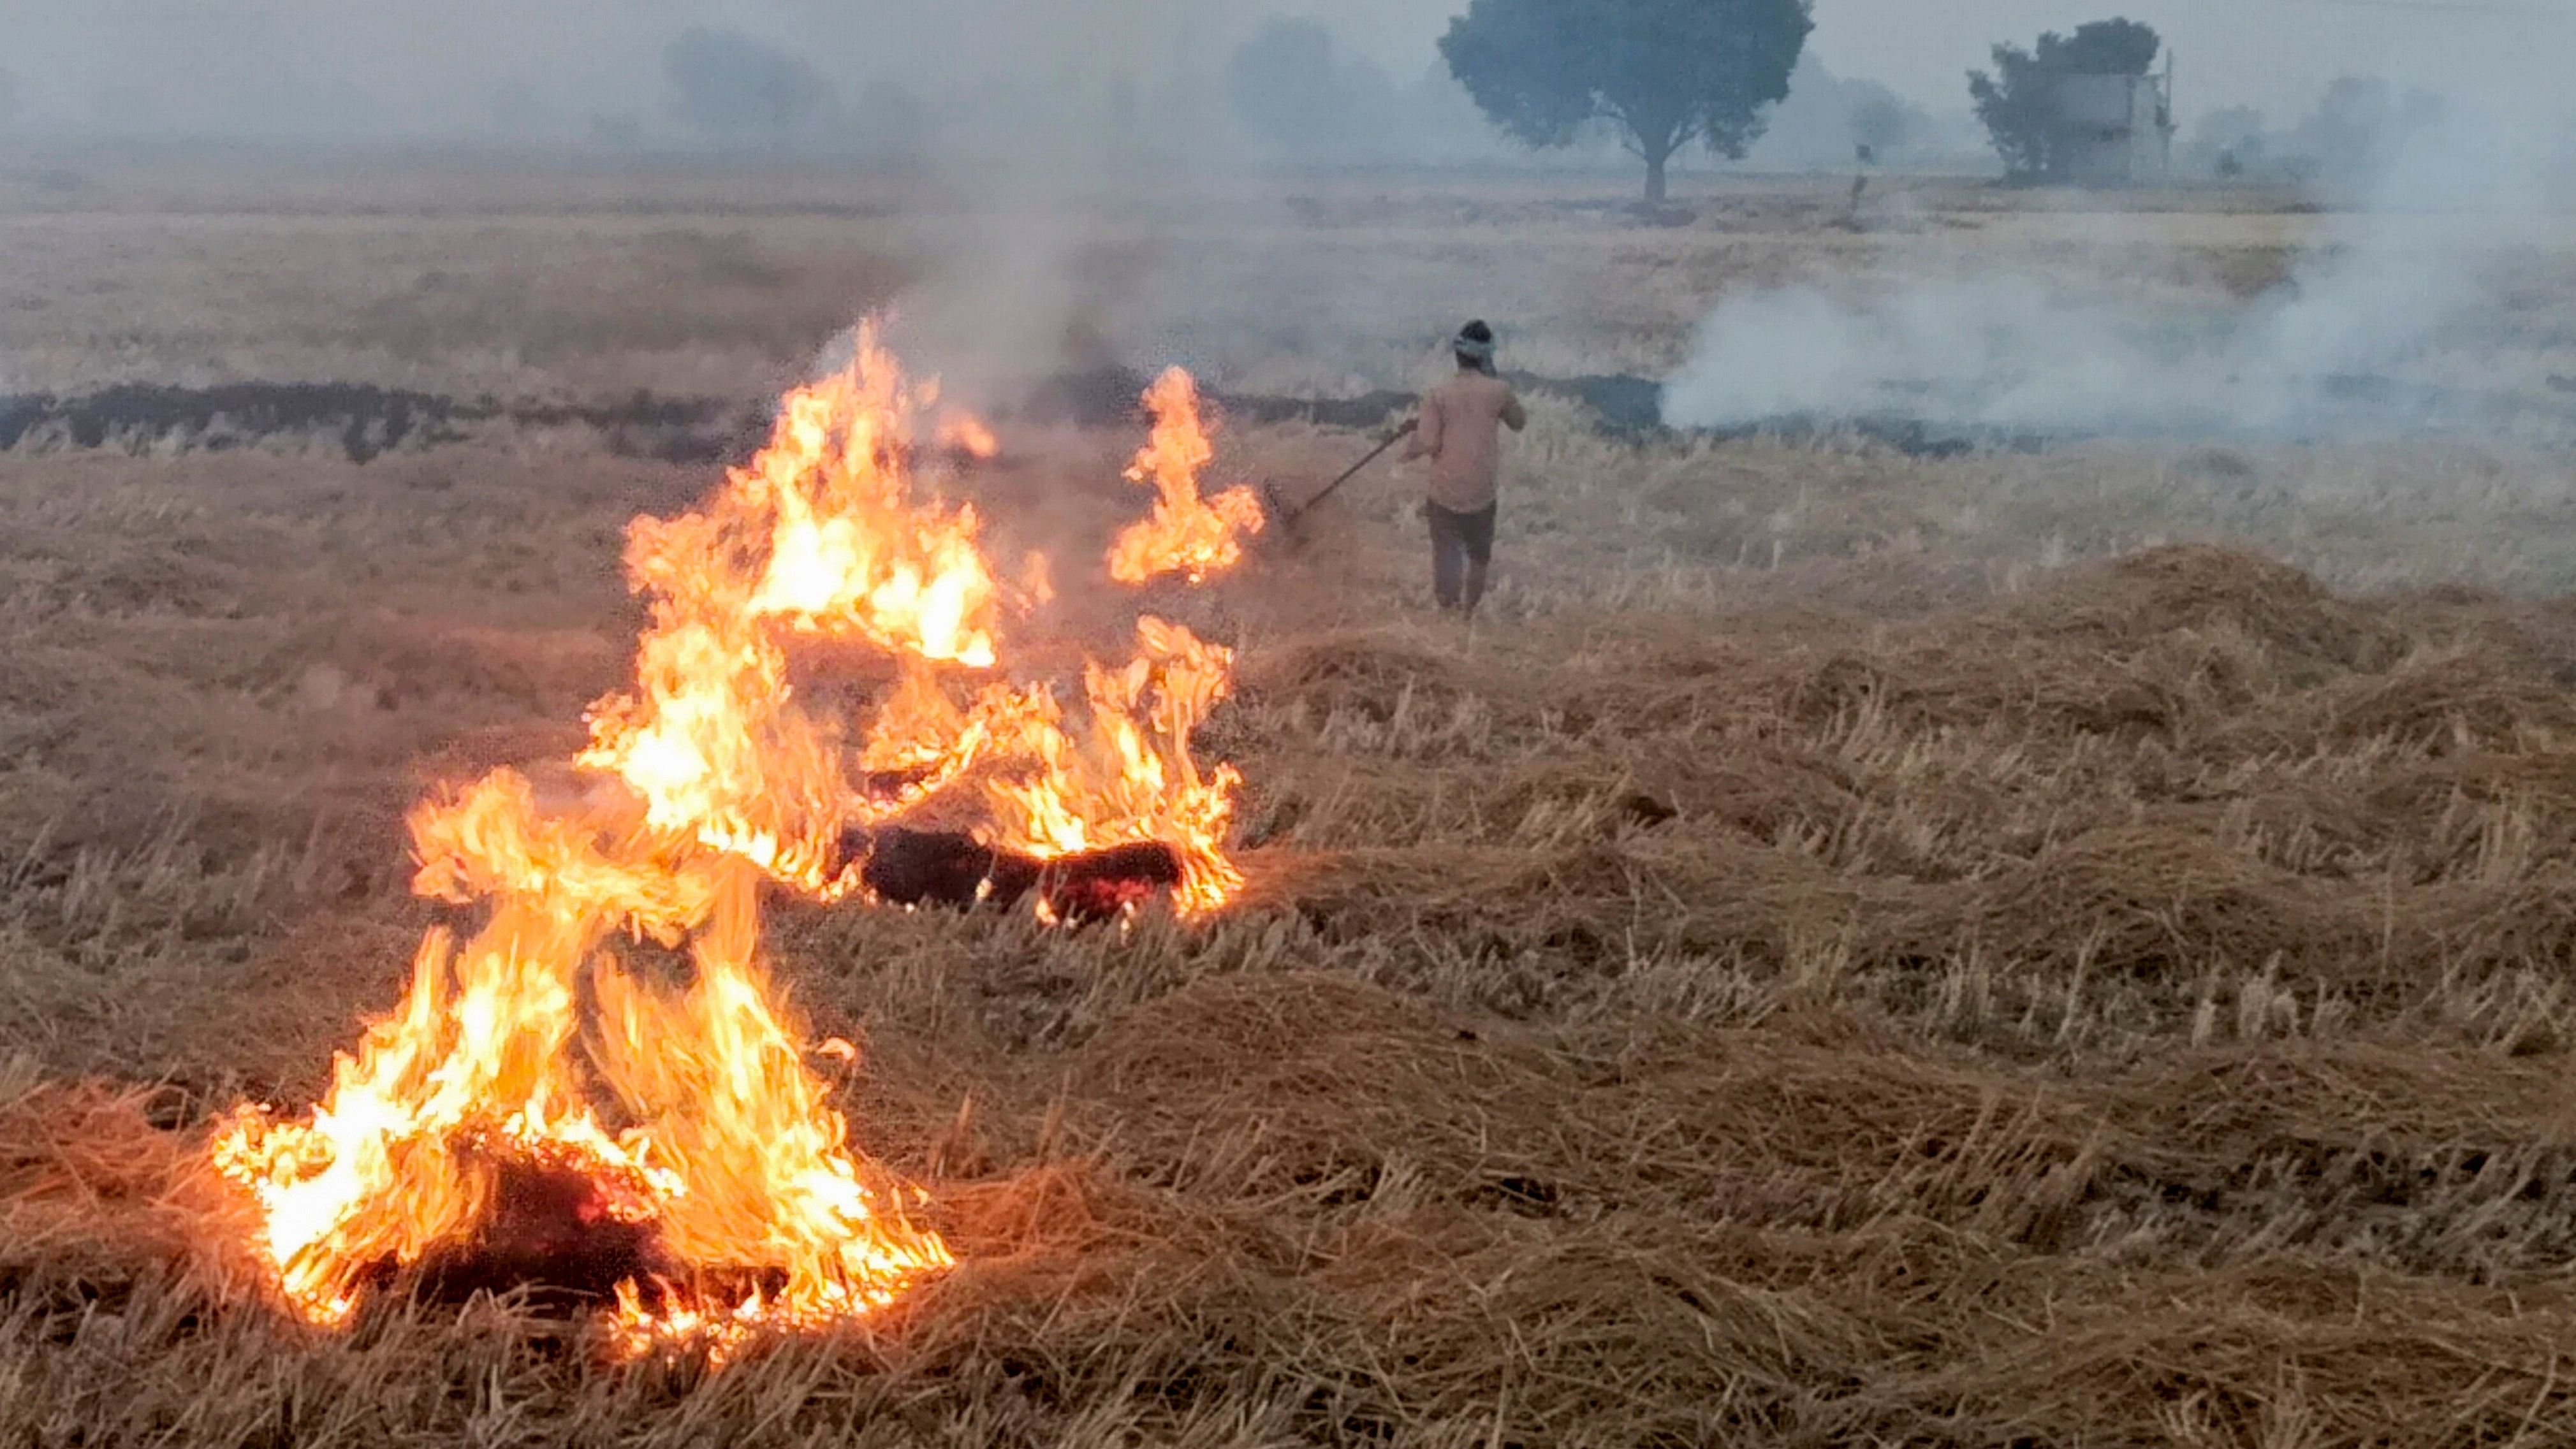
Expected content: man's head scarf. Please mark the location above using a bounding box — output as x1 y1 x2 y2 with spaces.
1454 323 1497 370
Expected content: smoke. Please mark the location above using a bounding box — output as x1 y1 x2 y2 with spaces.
6 0 1484 409
1663 98 2576 443
863 7 1529 409
0 0 1457 151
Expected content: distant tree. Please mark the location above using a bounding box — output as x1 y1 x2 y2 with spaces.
1744 57 1934 171
1968 18 2161 180
1402 62 1505 160
1228 19 1333 147
1439 0 1815 204
849 78 933 165
1852 92 1910 158
2193 106 2264 154
488 79 550 142
588 113 644 152
2186 105 2265 178
2283 76 2446 187
662 27 836 151
2051 18 2160 78
1226 18 1400 158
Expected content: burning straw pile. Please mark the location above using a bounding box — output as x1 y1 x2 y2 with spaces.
138 328 1276 1358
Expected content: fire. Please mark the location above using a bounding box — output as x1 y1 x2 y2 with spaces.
1106 368 1267 586
574 336 1003 892
983 618 1247 914
935 409 1000 462
213 324 1250 1357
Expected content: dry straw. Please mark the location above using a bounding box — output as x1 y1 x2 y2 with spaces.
15 544 2576 1443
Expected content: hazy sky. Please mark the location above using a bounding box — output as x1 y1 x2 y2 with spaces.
7 0 2570 138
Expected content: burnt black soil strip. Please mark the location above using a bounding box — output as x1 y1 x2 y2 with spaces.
1035 366 2046 458
0 372 2109 466
0 383 772 465
1024 366 1669 437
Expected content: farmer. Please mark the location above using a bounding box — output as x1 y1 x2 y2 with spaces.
1401 320 1526 616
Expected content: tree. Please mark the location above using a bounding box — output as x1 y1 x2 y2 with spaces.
488 79 551 143
588 113 644 152
662 27 836 152
1968 18 2160 180
1440 0 1815 204
2283 76 2446 187
849 79 933 166
1742 57 1933 171
1226 18 1401 159
2186 105 2265 178
1852 91 1912 159
2052 18 2160 78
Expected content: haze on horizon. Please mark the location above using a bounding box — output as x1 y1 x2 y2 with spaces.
3 0 2568 153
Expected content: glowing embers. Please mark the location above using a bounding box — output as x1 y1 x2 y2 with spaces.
849 827 1184 922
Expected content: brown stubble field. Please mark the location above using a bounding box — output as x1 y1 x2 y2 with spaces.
10 153 2576 1445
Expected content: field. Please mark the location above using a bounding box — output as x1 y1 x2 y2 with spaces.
8 152 2576 1445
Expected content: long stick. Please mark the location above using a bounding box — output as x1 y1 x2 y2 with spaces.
1278 422 1414 527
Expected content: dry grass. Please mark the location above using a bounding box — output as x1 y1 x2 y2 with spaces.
0 156 2355 397
9 163 2576 1446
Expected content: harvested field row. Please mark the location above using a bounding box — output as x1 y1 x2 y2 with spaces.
13 967 2576 1446
1225 548 2576 1051
9 383 2576 1444
11 535 2576 1445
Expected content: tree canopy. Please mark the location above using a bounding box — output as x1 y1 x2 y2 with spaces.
2290 77 2448 186
849 79 934 166
1968 18 2162 180
1852 92 1912 159
2048 19 2161 78
662 27 836 151
1440 0 1814 203
1226 18 1402 159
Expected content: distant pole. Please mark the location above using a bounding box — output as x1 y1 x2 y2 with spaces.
2163 50 2177 176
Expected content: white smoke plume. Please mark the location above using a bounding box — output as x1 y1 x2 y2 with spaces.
1663 102 2576 443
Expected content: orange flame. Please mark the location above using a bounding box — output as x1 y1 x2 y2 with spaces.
213 324 1250 1358
1106 368 1266 586
935 409 1000 462
983 619 1247 914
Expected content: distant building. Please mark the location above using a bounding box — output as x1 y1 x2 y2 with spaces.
2049 71 2176 185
